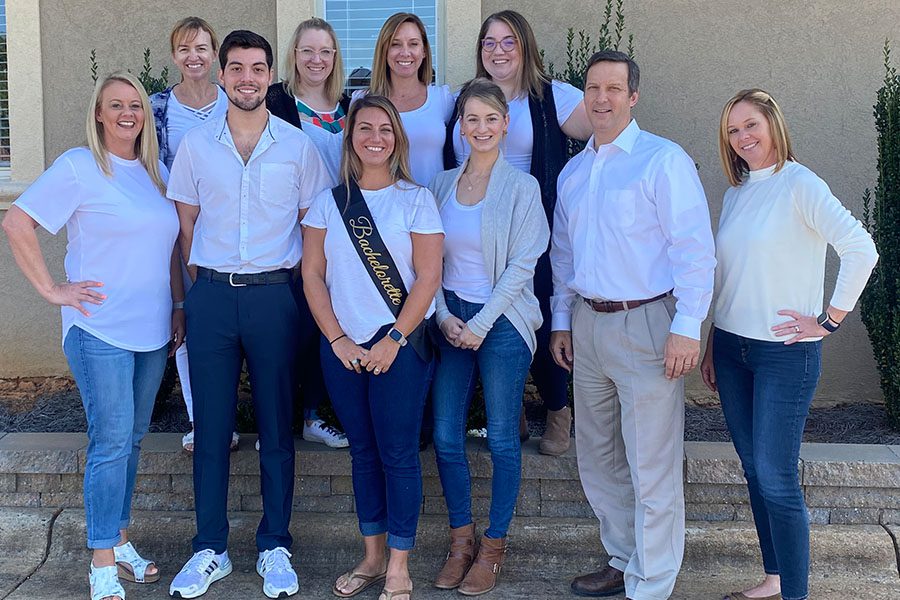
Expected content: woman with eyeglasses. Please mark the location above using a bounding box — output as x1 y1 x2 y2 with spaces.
266 17 350 450
445 10 592 456
353 12 454 187
266 17 349 179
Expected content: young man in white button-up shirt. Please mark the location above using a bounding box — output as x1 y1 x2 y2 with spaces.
550 51 716 600
166 31 332 599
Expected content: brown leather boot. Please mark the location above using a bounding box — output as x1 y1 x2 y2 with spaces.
433 523 476 589
457 535 507 596
539 406 571 456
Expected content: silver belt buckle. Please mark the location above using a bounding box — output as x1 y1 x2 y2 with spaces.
228 272 247 287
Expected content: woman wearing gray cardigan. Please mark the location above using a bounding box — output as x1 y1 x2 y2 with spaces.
428 78 549 596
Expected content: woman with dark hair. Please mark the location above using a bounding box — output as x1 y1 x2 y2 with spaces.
302 95 443 600
265 17 350 449
353 12 454 186
149 16 235 453
3 72 181 600
701 89 877 600
429 78 548 595
446 10 591 454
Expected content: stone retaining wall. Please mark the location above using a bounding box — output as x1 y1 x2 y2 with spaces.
0 433 898 525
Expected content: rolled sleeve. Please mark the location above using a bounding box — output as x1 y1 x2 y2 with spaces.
166 139 199 205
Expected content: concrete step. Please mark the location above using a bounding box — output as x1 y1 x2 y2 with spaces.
1 508 897 599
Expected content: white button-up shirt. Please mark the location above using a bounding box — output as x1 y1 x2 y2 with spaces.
167 113 334 273
550 119 716 340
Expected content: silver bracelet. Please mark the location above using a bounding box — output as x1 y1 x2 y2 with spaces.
173 301 185 310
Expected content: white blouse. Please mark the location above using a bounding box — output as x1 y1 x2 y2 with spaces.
302 182 444 344
713 161 878 342
15 148 178 351
440 191 492 304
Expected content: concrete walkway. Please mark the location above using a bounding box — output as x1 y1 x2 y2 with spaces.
1 508 898 599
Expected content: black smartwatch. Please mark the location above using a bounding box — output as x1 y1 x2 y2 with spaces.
387 327 408 346
816 311 840 333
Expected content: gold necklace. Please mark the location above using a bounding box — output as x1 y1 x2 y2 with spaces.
462 170 490 192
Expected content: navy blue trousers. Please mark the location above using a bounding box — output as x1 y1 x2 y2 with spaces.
185 274 299 553
532 251 570 411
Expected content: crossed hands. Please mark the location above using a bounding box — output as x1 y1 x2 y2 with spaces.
439 316 484 351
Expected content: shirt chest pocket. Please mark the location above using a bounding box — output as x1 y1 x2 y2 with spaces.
603 189 636 227
259 163 299 211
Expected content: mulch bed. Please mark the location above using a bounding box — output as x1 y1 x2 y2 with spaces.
2 376 899 444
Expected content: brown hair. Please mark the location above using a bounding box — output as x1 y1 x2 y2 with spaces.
457 77 508 117
282 18 344 106
475 10 548 100
169 16 219 55
340 95 415 194
369 13 433 97
718 89 795 187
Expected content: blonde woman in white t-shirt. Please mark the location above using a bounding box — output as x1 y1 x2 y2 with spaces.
700 89 877 600
3 72 182 600
302 95 443 600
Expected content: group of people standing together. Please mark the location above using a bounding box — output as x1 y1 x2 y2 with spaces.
1 8 878 600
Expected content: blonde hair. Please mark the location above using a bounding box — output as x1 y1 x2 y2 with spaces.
718 88 795 187
283 18 344 106
340 95 415 194
457 77 509 118
169 16 219 55
369 13 433 97
86 72 166 194
476 10 548 100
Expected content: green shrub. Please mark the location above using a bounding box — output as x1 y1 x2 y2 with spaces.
861 41 900 430
90 48 169 94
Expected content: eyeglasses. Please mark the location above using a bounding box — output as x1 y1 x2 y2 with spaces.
296 47 336 60
480 36 517 53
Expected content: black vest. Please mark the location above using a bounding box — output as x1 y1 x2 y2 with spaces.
442 80 567 228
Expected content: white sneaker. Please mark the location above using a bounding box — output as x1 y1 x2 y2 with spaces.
303 420 349 448
169 549 232 598
256 547 299 598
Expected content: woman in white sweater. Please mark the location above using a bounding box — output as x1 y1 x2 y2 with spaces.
428 78 549 596
700 89 878 600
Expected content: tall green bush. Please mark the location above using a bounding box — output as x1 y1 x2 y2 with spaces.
861 41 900 430
89 48 169 94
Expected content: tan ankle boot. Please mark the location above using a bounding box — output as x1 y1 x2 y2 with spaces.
539 406 572 456
433 523 476 589
457 535 507 596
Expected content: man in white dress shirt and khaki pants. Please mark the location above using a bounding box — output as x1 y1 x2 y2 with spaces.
550 50 716 600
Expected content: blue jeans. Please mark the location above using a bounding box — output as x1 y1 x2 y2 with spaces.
713 327 821 600
432 291 532 539
320 324 433 550
63 326 168 549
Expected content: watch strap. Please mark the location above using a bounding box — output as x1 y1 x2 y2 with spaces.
817 311 840 333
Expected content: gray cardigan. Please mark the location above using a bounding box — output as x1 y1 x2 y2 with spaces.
428 155 550 355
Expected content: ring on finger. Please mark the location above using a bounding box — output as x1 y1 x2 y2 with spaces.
794 325 801 333
374 367 381 374
351 358 360 365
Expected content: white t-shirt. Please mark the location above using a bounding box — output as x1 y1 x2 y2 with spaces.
352 85 455 186
440 191 491 303
301 182 444 343
453 80 583 172
14 148 178 351
164 86 228 170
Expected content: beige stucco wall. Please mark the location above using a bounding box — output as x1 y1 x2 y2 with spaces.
482 0 900 403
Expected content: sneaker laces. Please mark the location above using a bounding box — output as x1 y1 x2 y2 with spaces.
260 547 293 575
319 423 345 437
184 549 218 575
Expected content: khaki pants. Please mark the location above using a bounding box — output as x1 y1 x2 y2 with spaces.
572 296 685 600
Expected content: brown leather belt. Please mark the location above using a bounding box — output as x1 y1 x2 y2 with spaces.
582 291 672 313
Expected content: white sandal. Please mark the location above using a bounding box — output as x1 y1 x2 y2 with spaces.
89 563 125 600
182 430 239 453
113 542 159 583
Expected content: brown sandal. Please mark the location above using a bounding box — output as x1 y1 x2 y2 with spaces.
332 568 387 598
378 589 412 600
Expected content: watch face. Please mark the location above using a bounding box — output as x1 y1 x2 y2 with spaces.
389 329 402 341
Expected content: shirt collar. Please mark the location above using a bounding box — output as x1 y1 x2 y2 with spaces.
586 119 641 155
213 111 279 148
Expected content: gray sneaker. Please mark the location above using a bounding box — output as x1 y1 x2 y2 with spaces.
169 549 232 598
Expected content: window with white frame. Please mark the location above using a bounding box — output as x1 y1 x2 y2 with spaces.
324 0 440 90
0 0 9 173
